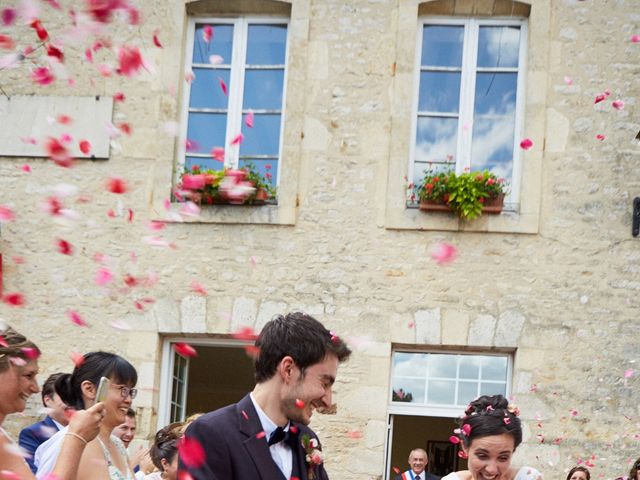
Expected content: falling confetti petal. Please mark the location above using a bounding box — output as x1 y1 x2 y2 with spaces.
191 281 207 296
56 238 73 255
631 35 639 43
79 140 91 154
21 347 40 360
295 399 305 409
245 110 254 128
346 430 363 439
32 66 55 85
106 177 128 194
519 138 533 150
564 76 573 85
449 435 460 444
612 100 624 110
594 94 606 104
218 77 228 95
21 164 32 173
177 436 206 468
3 293 25 307
211 147 225 162
174 343 197 358
209 54 223 64
624 368 634 378
202 25 213 43
117 45 144 77
0 205 15 222
68 310 87 327
153 31 163 48
230 133 244 146
596 134 606 141
95 267 114 286
429 242 458 264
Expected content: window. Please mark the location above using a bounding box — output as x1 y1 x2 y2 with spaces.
391 352 509 408
410 18 527 206
179 17 289 192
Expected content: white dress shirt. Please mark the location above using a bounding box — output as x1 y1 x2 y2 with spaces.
249 393 293 479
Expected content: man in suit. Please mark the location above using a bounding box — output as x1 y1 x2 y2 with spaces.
395 448 442 480
179 312 352 480
19 373 69 473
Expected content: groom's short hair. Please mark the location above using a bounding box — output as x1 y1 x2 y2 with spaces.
253 312 351 383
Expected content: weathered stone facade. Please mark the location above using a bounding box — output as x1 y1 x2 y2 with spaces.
0 1 638 479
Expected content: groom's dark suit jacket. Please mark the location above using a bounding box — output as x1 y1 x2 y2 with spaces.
179 393 330 480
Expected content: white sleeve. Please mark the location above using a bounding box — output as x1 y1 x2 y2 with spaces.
34 427 67 479
516 467 543 480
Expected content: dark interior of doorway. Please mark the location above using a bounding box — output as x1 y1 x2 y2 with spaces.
185 345 255 416
389 415 467 479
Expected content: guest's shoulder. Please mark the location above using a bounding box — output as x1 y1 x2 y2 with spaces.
515 466 543 480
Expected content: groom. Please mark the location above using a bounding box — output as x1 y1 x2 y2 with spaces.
179 312 352 480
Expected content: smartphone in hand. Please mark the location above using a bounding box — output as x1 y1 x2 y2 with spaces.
95 376 110 404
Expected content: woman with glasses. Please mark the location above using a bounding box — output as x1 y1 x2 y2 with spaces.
36 351 138 480
0 325 104 480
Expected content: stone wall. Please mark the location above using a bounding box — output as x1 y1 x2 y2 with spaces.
0 0 638 479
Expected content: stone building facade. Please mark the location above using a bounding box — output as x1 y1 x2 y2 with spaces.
0 1 638 479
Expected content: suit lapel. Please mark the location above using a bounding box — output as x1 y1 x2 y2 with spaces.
236 394 288 480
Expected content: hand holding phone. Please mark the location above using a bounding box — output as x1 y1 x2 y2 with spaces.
95 376 110 404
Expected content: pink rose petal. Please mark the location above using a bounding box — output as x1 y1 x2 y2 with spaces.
519 138 533 150
245 110 254 128
202 25 213 43
68 310 87 327
191 281 207 296
612 99 624 110
95 266 114 286
429 242 458 264
0 205 15 222
230 133 244 146
174 343 197 358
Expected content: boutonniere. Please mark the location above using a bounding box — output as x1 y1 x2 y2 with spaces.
300 434 324 480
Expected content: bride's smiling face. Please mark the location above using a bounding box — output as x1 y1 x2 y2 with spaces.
466 433 515 480
0 360 40 419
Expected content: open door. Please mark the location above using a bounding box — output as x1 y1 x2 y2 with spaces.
158 340 255 428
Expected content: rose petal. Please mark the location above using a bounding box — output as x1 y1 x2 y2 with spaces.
612 99 624 110
68 310 87 327
202 25 213 43
177 436 205 468
0 205 15 222
429 242 458 264
245 110 254 128
519 138 533 150
174 343 197 358
106 177 128 194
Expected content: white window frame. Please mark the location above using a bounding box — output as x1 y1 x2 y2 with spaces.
177 16 290 189
387 350 513 418
409 17 528 209
157 337 254 429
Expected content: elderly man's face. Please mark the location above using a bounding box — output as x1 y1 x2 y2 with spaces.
409 450 427 474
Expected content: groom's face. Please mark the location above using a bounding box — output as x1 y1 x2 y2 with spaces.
284 354 339 425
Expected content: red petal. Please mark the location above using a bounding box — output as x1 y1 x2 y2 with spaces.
68 310 87 327
153 31 163 48
1 8 17 26
174 343 197 358
106 177 128 194
3 292 25 306
202 25 213 43
519 138 533 150
56 238 74 255
79 140 91 154
230 133 244 146
0 205 15 222
21 347 40 360
114 92 125 102
244 110 254 128
295 399 305 409
177 437 206 468
218 77 228 95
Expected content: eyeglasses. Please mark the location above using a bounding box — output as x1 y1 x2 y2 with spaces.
114 385 138 399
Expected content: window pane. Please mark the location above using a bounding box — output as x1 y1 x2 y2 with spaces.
190 68 231 109
193 24 233 64
186 112 227 154
428 380 455 404
239 114 281 156
392 378 425 403
459 355 481 379
474 73 517 116
480 382 506 397
415 117 458 163
418 72 461 113
185 156 224 172
457 381 479 405
243 69 285 110
477 26 520 68
482 356 508 381
428 354 456 378
246 24 287 64
412 161 453 186
239 158 278 189
471 116 514 178
422 25 464 67
392 352 428 377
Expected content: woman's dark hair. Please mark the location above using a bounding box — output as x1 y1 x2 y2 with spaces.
55 351 137 409
567 466 591 480
455 394 522 449
629 457 640 480
0 325 39 373
150 422 182 470
254 312 352 382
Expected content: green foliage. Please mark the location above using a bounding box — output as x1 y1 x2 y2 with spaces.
416 169 508 221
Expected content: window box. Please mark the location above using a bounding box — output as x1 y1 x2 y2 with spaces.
418 195 504 216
